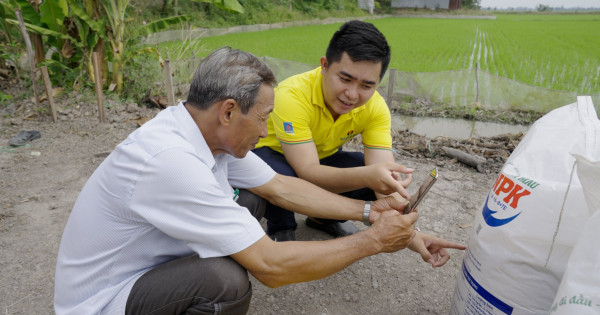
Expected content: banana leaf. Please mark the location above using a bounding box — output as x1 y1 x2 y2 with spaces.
12 0 41 25
5 18 82 49
67 0 106 40
197 0 245 14
142 15 191 36
39 0 68 33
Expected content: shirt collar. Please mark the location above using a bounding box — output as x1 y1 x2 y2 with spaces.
311 67 327 111
173 101 216 169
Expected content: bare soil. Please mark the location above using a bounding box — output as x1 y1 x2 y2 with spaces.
0 89 523 314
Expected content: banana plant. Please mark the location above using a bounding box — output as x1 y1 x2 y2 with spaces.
4 0 241 94
197 0 245 13
67 0 106 86
100 0 191 91
4 0 83 82
3 0 80 86
101 0 128 91
5 0 189 92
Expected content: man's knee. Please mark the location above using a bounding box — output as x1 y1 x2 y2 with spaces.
126 256 252 314
184 257 252 314
204 257 251 298
236 189 266 220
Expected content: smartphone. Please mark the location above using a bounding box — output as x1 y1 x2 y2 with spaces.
404 167 438 214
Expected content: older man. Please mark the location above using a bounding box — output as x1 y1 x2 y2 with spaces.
54 47 465 315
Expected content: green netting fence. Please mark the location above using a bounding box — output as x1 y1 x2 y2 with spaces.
386 67 600 113
165 56 599 114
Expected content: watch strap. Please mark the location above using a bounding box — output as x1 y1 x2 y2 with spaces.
362 201 372 226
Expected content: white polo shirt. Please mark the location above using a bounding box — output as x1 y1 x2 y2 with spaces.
54 102 275 314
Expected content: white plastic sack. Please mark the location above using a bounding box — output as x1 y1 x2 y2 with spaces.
450 96 600 314
549 154 600 314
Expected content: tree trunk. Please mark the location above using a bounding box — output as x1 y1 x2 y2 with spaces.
112 41 124 92
84 0 108 86
31 1 45 65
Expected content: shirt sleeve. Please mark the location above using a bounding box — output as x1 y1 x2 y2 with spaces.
227 151 276 189
129 148 265 258
270 85 314 145
361 93 392 150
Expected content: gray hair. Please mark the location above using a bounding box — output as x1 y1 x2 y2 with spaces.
186 47 276 114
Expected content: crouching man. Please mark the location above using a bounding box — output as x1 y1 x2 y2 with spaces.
54 47 465 315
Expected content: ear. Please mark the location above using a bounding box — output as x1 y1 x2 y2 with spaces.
320 56 328 73
219 99 238 126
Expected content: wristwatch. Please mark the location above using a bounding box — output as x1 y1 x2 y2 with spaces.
362 201 372 226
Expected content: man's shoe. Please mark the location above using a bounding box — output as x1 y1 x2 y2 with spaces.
305 218 359 238
269 229 296 242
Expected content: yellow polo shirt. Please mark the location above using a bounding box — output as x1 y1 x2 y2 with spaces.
256 67 392 159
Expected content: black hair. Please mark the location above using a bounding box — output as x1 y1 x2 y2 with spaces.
325 20 391 80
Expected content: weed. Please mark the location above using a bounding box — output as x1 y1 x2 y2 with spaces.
0 41 21 69
34 105 49 115
0 91 13 105
122 53 163 102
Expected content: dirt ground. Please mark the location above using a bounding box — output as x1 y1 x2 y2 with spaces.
0 91 522 314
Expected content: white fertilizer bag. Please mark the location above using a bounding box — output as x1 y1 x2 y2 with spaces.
450 96 600 315
549 154 600 314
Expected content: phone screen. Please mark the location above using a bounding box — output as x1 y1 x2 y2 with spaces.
404 167 438 214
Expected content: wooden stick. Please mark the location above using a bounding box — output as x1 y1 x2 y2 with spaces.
15 9 40 107
442 146 486 171
92 52 106 123
386 68 396 106
30 0 45 65
475 62 479 103
164 59 175 107
39 66 57 123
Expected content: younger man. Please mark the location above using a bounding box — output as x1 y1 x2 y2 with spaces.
254 20 412 241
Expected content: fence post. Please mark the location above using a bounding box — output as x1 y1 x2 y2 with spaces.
475 62 480 104
15 9 40 107
164 59 175 107
386 68 396 107
92 52 106 123
40 66 57 123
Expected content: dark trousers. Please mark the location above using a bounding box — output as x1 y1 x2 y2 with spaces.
125 190 265 315
252 146 376 235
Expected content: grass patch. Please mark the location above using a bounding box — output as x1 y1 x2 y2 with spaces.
165 14 600 95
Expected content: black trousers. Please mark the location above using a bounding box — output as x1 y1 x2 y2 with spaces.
125 189 266 315
252 146 376 235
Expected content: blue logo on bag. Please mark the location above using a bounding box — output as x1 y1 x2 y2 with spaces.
482 173 533 227
283 122 294 134
482 193 521 227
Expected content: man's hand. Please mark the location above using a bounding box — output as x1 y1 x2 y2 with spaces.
391 169 412 188
368 195 410 224
367 210 418 253
407 232 467 268
364 163 413 199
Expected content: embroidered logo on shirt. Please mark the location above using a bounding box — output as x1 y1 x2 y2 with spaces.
340 130 354 141
283 122 294 134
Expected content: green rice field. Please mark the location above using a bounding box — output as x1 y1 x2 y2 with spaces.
161 14 600 95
